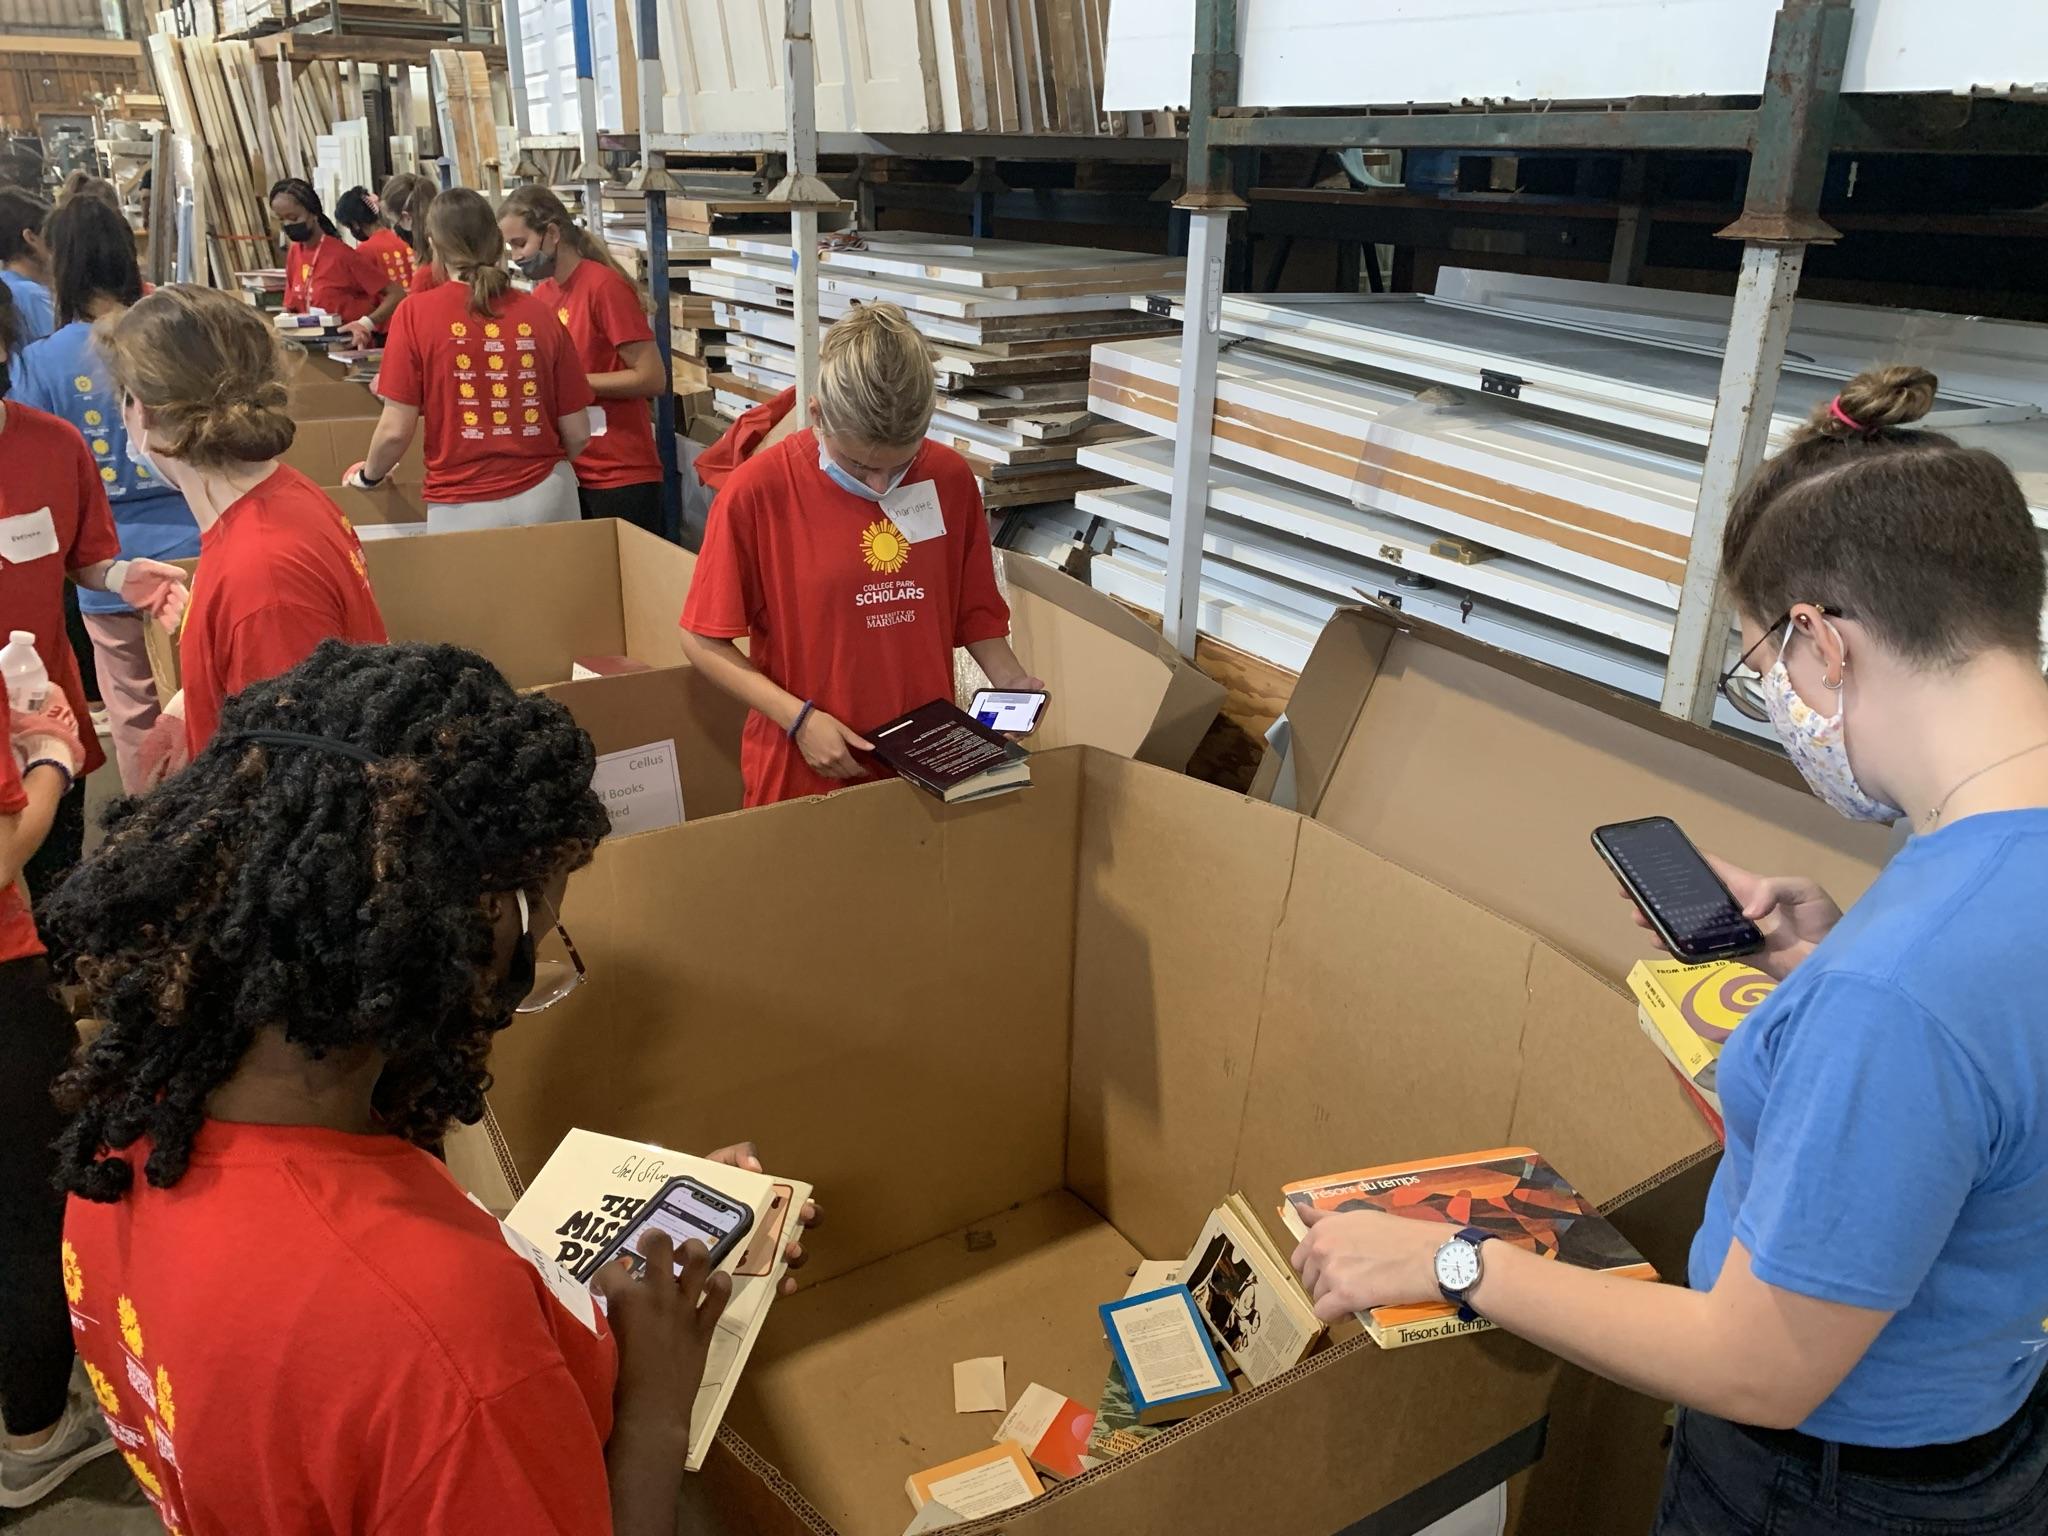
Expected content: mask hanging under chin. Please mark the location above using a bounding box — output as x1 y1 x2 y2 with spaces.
817 439 911 502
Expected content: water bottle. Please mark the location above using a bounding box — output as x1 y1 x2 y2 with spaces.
1 630 51 712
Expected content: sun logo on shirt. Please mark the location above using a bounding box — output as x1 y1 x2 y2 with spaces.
459 382 476 399
492 410 508 426
84 1360 120 1416
92 438 110 455
100 466 117 483
117 1295 144 1358
556 306 569 327
73 374 93 393
861 519 911 574
450 322 468 338
299 265 311 283
84 408 102 426
521 380 537 397
483 322 501 339
486 354 505 371
523 407 540 424
517 322 532 337
491 382 508 399
462 410 478 426
60 1241 82 1305
121 1452 162 1500
155 1366 176 1435
455 352 471 369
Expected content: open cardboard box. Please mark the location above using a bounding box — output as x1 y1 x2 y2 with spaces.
1249 603 1897 1529
471 747 1718 1536
325 481 430 538
280 416 425 487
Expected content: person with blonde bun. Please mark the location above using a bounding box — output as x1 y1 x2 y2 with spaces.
348 188 592 531
1291 366 2048 1535
680 301 1039 806
100 285 386 759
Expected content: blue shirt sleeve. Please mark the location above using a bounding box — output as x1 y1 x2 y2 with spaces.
1733 971 1990 1312
12 335 59 414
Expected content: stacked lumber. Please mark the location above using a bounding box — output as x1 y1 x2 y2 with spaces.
699 231 1177 508
429 47 497 190
148 33 279 285
219 0 434 35
931 0 1159 135
1058 277 2048 721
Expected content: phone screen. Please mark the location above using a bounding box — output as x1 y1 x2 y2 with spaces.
598 1178 754 1279
970 689 1048 734
1595 818 1763 961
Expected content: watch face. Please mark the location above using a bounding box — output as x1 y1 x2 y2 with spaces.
1436 1239 1482 1293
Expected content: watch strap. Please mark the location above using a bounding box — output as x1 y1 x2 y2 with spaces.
1440 1226 1498 1323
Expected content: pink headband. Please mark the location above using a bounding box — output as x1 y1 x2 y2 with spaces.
1828 396 1867 433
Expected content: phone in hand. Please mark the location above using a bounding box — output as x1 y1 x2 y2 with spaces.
969 688 1049 735
582 1175 756 1282
1592 816 1764 963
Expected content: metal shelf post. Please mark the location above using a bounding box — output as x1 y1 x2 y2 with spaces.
623 0 684 540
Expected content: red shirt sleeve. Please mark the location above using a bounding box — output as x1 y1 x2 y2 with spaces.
548 314 597 418
594 269 654 348
679 477 759 640
69 436 123 571
950 475 1009 646
219 604 344 696
377 298 424 408
368 1366 613 1536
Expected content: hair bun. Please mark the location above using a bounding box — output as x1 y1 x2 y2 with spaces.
1815 364 1938 439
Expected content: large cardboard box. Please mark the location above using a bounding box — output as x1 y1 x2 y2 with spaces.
476 747 1716 1536
280 416 426 487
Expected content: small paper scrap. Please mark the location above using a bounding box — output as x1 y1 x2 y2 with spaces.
953 1356 1006 1414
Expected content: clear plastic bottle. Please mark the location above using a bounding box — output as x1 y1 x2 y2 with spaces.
0 630 51 712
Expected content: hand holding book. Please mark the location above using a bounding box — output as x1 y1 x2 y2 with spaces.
1289 1205 1446 1325
707 1140 821 1296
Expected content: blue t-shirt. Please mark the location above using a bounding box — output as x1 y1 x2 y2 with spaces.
1 267 54 344
14 320 198 615
1690 809 2048 1446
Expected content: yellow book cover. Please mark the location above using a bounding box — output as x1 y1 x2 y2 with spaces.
1627 958 1775 1090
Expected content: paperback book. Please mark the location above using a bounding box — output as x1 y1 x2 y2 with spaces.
1280 1148 1656 1349
867 699 1032 803
1627 957 1774 1123
1179 1194 1325 1386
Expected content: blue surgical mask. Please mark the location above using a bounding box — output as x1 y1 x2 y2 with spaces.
818 439 910 502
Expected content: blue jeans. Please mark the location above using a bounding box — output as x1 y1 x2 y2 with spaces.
1653 1385 2048 1535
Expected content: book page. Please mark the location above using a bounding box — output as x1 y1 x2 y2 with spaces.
1181 1207 1320 1388
1111 1294 1224 1401
924 1452 1040 1518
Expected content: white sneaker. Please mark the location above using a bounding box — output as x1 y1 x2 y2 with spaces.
0 1377 117 1508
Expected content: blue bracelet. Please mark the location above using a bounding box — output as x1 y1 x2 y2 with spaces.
788 700 816 740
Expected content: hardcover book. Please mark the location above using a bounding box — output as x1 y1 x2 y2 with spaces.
1280 1148 1656 1349
866 699 1031 804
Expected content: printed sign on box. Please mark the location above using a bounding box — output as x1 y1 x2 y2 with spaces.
591 738 685 836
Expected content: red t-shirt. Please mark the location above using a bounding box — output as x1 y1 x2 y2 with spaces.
696 387 794 492
536 259 658 490
0 401 121 777
282 233 389 323
65 1120 619 1536
354 227 415 289
407 264 441 298
179 465 387 755
0 748 42 962
377 283 596 504
680 430 1010 806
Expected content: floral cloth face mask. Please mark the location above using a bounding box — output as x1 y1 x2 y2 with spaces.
1760 624 1904 824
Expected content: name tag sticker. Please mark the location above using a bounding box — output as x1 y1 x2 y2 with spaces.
879 480 945 544
0 507 59 564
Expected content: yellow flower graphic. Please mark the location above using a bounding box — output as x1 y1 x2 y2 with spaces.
74 374 93 392
492 411 507 426
487 354 505 371
100 466 117 483
520 379 537 396
517 322 532 337
491 382 508 399
155 1365 176 1435
462 410 478 427
458 382 475 399
84 408 103 426
85 1360 120 1415
523 408 540 424
122 1450 162 1499
61 1241 82 1305
861 519 910 574
450 322 468 338
91 438 110 455
117 1295 144 1358
455 352 472 369
483 322 501 339
556 307 569 326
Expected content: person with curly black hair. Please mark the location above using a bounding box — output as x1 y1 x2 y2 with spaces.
46 639 809 1535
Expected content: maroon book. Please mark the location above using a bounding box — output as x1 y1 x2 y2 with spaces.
866 699 1032 804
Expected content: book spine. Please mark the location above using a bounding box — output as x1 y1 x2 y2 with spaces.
1368 1312 1498 1350
1638 985 1716 1079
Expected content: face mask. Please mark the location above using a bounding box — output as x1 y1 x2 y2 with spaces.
818 438 911 502
497 889 540 1018
121 396 160 479
0 357 9 400
513 239 557 283
1761 625 1904 823
281 220 313 245
395 224 413 243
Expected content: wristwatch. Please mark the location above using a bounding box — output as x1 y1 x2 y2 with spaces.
1434 1226 1498 1323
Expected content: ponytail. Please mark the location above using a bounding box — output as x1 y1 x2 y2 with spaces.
496 184 654 315
269 177 340 240
426 187 512 316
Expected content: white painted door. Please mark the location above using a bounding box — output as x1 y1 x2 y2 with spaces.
813 0 942 131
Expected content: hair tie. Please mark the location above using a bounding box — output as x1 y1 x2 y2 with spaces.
1828 396 1868 434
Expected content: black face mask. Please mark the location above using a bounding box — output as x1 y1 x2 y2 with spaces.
395 224 413 243
513 245 557 283
496 924 537 1020
281 220 314 244
0 357 10 400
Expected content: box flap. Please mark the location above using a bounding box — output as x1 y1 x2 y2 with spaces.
1276 605 1894 979
537 664 748 822
1002 552 1224 772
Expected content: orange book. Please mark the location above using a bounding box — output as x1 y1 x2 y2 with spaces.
1279 1147 1658 1349
904 1442 1044 1519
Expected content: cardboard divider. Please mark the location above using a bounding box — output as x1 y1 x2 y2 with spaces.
280 416 426 487
474 747 1714 1536
537 666 749 822
1263 605 1895 981
324 482 430 538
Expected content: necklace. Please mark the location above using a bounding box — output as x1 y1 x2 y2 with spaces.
1920 740 2048 830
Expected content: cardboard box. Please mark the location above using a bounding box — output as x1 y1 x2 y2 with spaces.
1257 603 1895 982
325 481 430 538
280 416 426 487
289 375 383 419
469 748 1716 1536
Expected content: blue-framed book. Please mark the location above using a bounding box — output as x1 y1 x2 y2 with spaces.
1098 1285 1235 1427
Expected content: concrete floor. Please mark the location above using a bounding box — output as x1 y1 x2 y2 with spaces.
0 1455 159 1534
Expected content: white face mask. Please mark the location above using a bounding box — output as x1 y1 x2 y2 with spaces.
1761 623 1904 824
121 396 161 481
818 438 910 502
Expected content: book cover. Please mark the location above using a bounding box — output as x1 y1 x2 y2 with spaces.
1179 1195 1325 1387
1279 1148 1656 1349
1637 1006 1729 1140
904 1443 1044 1519
994 1382 1095 1480
867 698 1031 804
1083 1360 1164 1463
1628 957 1774 1106
505 1129 812 1471
1098 1286 1234 1426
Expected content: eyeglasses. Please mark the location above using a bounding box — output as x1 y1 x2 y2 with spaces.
1717 603 1845 722
514 887 587 1014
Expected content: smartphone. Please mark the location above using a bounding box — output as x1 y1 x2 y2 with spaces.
1592 817 1764 963
582 1176 755 1281
969 688 1049 735
734 1184 794 1278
